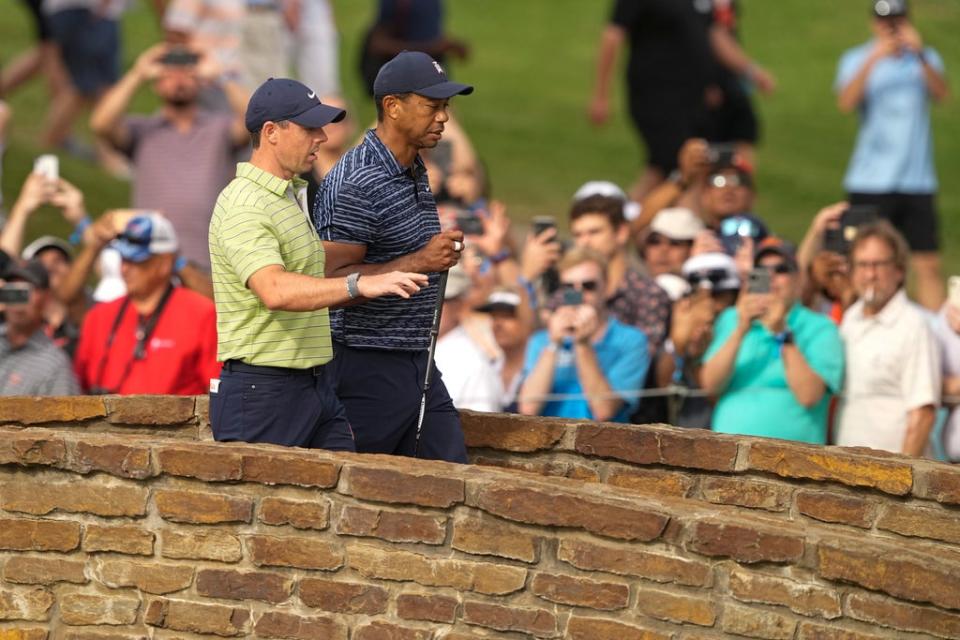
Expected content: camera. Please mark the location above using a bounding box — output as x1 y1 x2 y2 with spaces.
747 268 771 294
455 210 484 236
707 143 737 168
159 47 200 67
0 283 31 304
822 205 879 255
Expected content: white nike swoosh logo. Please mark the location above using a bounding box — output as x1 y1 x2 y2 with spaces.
307 91 316 99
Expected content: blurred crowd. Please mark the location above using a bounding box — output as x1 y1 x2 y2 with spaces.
0 0 957 461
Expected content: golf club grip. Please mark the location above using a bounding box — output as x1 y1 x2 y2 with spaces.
421 269 449 390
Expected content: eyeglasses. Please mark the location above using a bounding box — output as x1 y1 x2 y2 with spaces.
852 258 896 271
646 233 693 248
720 216 762 239
686 269 732 287
709 174 744 189
559 280 600 293
759 262 794 275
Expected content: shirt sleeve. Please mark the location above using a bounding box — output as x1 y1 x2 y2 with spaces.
316 178 380 246
218 207 285 286
901 320 942 411
704 307 738 363
43 351 81 396
116 115 149 157
605 327 650 415
799 318 845 394
924 47 946 74
835 48 865 93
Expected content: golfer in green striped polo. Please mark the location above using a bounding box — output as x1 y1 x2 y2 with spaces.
208 78 427 450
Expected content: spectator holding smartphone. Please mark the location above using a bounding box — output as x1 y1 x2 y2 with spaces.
836 0 949 310
518 247 649 423
701 238 844 443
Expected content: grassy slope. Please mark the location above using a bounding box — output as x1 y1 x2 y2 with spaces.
1 0 957 269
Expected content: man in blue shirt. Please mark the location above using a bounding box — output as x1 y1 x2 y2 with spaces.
835 0 949 310
315 51 472 463
701 239 844 444
519 247 649 423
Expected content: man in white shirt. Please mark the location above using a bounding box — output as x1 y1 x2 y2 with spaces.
435 267 502 413
836 221 940 456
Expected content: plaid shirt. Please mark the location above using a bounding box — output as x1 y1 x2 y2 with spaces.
607 266 671 353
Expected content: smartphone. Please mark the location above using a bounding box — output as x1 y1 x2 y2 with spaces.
531 216 557 238
747 268 771 294
0 283 31 305
708 143 737 167
823 227 847 255
560 288 583 306
949 276 960 309
33 154 58 182
159 47 200 67
841 205 879 243
456 211 484 236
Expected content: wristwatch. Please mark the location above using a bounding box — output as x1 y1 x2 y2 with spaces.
346 272 361 299
774 330 794 348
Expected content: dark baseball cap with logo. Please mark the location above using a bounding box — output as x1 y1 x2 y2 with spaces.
373 51 474 99
245 78 346 133
873 0 908 17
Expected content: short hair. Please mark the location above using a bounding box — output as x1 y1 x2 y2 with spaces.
250 120 289 149
375 92 412 121
850 220 910 273
569 195 625 229
558 245 608 276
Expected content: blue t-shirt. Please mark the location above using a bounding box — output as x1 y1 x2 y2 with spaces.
314 130 441 351
521 318 649 423
704 304 844 444
835 42 944 194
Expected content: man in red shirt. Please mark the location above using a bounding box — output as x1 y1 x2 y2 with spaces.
74 213 219 395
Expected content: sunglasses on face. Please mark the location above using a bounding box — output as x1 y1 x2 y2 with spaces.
709 174 744 189
646 233 693 248
759 261 794 275
719 216 762 239
559 280 600 293
686 269 731 287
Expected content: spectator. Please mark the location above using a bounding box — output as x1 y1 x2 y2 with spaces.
700 161 756 229
640 207 703 278
935 300 960 462
836 0 949 310
569 194 671 354
836 221 940 456
796 202 857 321
22 235 81 356
434 266 502 412
291 0 341 97
164 0 244 102
589 0 713 198
238 0 289 91
0 259 80 396
91 43 249 270
74 214 219 395
476 287 533 412
701 239 844 444
359 0 469 95
519 247 649 423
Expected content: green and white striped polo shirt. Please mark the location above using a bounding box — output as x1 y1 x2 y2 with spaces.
209 162 332 368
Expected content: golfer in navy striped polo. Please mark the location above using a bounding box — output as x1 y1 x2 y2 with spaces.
314 51 474 463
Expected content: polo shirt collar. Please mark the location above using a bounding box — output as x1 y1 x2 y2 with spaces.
235 162 308 197
364 130 426 178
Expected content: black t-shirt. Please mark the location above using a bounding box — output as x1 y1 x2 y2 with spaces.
611 0 714 113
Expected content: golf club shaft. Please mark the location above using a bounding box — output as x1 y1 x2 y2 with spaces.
413 269 449 457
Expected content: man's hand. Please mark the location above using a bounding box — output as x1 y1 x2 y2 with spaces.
83 212 122 249
547 306 577 344
195 46 222 84
356 271 428 299
588 94 610 126
748 65 777 94
691 230 725 257
133 43 169 83
763 295 789 334
811 201 847 236
572 305 600 344
521 227 561 281
736 291 768 332
416 230 464 272
896 22 924 54
473 200 510 258
48 178 87 225
871 31 899 61
678 138 711 185
671 290 716 355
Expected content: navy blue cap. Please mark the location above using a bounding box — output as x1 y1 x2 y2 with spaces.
373 51 474 99
873 0 907 17
245 78 346 133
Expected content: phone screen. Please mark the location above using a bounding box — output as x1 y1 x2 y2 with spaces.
531 216 557 238
747 268 771 294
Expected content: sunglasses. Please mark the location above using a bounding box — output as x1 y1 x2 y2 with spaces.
709 174 744 189
647 233 693 248
720 216 762 239
686 269 732 287
759 262 794 275
559 280 600 293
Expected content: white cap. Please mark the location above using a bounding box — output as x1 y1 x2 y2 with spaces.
93 247 127 302
655 273 692 301
572 180 642 222
681 252 740 292
444 264 471 300
650 207 705 241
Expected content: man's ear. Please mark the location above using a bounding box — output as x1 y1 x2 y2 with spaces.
382 95 403 121
261 121 279 145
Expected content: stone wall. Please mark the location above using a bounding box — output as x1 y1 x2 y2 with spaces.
0 396 958 639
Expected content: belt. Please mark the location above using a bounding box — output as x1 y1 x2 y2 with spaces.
223 359 325 377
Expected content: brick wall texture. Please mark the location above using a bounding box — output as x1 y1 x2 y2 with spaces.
0 397 959 638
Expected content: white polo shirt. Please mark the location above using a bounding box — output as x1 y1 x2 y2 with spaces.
836 290 941 454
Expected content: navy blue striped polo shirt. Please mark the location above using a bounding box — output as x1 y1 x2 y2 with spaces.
313 130 441 351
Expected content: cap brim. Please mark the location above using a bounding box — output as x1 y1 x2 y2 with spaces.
415 82 474 99
112 239 152 263
476 302 517 314
290 103 347 128
3 266 42 288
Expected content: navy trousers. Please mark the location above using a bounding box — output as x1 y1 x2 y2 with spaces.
327 342 467 463
210 360 355 452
